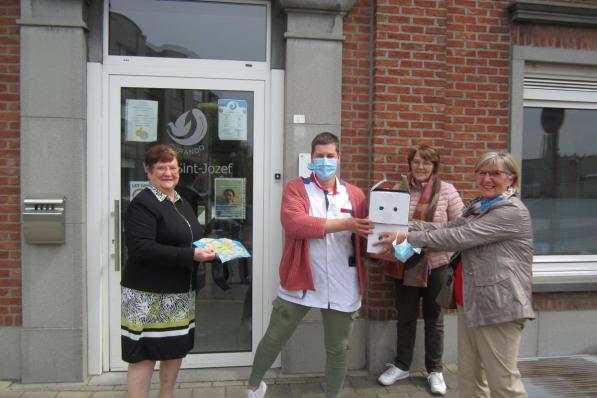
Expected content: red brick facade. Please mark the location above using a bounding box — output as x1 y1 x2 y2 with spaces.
0 0 20 327
341 0 597 320
0 0 596 328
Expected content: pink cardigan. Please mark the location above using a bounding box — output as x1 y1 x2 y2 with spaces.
408 180 463 269
278 177 369 294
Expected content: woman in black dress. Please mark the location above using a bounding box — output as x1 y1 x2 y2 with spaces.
121 144 216 398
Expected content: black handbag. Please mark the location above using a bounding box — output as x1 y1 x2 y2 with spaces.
435 253 460 309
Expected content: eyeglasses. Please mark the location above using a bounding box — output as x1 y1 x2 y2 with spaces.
476 170 511 178
411 160 434 168
154 165 179 174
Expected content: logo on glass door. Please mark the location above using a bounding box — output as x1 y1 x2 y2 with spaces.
167 108 208 146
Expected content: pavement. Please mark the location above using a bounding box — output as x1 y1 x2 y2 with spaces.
0 366 459 398
2 355 597 397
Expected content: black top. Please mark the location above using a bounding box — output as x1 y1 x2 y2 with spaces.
121 187 203 294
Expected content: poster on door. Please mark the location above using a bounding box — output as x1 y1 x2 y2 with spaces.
129 180 150 201
214 178 245 219
124 99 158 142
218 99 247 141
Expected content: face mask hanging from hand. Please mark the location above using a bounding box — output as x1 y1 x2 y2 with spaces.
308 158 337 180
392 238 421 263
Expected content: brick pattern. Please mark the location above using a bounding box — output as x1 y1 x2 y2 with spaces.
511 0 597 50
341 0 374 193
0 0 20 326
533 292 597 311
341 0 597 320
513 24 597 50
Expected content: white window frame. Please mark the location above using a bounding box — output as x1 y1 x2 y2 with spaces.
512 46 597 290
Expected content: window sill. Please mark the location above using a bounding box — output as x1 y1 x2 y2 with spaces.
533 260 597 292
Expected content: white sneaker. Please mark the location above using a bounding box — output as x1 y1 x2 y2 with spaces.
427 372 447 395
377 363 410 385
245 381 267 398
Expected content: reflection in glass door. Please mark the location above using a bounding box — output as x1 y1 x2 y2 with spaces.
108 76 265 370
121 87 254 354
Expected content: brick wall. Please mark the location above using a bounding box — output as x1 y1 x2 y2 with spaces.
341 0 597 320
341 0 374 193
0 0 20 327
513 22 597 50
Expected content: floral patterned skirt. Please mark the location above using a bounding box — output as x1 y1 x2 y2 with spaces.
121 286 195 363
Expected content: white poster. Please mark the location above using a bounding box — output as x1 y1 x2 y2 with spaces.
218 99 247 141
129 181 150 201
125 99 158 142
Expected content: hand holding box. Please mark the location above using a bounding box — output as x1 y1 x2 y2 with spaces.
367 180 410 254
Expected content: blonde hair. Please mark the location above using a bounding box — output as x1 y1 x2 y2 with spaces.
474 151 520 191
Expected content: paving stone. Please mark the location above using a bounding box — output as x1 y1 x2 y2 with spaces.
191 387 225 398
21 393 58 398
0 392 23 398
55 392 92 398
172 389 192 398
89 392 126 398
289 382 324 398
0 383 12 391
444 363 458 374
176 382 212 389
375 393 410 398
250 383 290 398
347 377 388 396
405 391 437 398
384 381 421 394
60 387 112 392
335 387 357 398
223 385 244 398
274 377 322 385
443 388 459 398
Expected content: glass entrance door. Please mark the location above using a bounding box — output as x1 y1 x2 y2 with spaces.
108 75 265 370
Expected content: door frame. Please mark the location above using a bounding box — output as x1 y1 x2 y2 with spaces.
86 63 284 374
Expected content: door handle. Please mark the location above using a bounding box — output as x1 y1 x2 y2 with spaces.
112 199 121 271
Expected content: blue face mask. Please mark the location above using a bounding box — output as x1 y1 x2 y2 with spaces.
392 239 421 263
308 158 337 180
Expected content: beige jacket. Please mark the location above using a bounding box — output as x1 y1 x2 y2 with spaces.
408 195 536 327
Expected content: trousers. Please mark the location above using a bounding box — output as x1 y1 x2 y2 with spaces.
248 297 357 398
457 307 527 398
393 264 447 373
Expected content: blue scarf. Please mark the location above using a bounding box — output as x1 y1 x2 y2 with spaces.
462 187 516 217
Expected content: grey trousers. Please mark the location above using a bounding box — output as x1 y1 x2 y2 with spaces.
248 297 357 398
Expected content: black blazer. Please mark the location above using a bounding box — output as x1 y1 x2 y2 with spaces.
121 188 203 293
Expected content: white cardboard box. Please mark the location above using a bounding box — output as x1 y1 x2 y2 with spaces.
367 181 410 254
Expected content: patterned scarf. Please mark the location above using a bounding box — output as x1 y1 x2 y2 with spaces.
462 187 516 218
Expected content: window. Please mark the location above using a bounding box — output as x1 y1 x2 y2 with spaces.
109 0 267 62
522 69 597 263
522 106 597 255
512 47 597 288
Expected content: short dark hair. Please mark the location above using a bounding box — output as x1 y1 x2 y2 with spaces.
223 188 235 197
311 132 340 154
144 144 180 170
407 144 440 174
